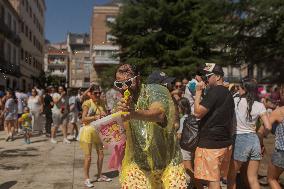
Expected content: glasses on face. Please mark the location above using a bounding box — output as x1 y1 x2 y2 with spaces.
93 91 102 95
205 73 214 81
114 76 137 89
175 85 182 89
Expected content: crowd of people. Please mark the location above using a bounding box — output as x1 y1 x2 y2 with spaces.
0 63 284 189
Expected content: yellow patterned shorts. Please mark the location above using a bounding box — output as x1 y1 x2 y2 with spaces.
120 163 187 189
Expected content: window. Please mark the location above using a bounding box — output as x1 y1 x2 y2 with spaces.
26 1 29 12
7 12 12 29
29 6 32 18
0 39 4 57
21 21 24 33
25 25 28 37
21 48 24 60
84 78 90 82
33 57 36 67
106 15 116 23
33 36 36 46
24 51 28 63
13 47 16 64
29 30 32 41
13 19 16 33
6 43 11 62
106 33 115 43
0 5 5 22
29 54 32 64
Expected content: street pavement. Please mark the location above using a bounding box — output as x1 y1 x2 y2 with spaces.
0 130 283 189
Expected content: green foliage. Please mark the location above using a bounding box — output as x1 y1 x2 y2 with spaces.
110 0 284 82
110 0 227 79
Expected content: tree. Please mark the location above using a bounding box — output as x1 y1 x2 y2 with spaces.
110 0 229 78
221 0 284 82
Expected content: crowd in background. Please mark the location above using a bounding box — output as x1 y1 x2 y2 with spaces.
0 64 284 189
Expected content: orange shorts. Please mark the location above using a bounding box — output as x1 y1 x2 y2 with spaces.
194 145 232 182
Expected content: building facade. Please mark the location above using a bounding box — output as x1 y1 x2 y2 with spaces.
91 2 121 83
67 33 92 88
9 0 46 91
0 0 21 91
44 43 68 86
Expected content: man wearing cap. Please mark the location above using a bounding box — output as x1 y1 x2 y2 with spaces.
194 63 234 189
115 65 186 189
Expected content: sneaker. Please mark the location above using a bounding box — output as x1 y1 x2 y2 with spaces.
97 175 112 182
84 179 94 188
50 138 58 144
63 138 71 144
67 135 74 140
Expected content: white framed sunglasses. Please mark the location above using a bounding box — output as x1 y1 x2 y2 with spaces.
114 76 137 89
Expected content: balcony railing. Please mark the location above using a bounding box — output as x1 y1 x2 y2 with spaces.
0 19 21 45
0 56 21 77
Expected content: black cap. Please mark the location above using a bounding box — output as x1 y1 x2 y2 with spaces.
147 71 176 85
203 63 224 76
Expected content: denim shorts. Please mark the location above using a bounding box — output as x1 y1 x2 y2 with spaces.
233 133 262 162
271 149 284 169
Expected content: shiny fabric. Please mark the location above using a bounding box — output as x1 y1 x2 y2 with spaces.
120 84 184 188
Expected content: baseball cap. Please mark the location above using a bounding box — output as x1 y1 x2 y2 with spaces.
203 63 224 76
147 71 176 85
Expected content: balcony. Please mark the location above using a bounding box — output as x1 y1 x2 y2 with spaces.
0 19 21 45
93 56 119 65
0 56 21 77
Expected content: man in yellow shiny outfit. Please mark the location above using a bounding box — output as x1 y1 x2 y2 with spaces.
114 64 187 189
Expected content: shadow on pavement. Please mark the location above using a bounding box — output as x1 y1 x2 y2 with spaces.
0 181 17 189
0 147 39 158
30 138 48 144
103 170 119 178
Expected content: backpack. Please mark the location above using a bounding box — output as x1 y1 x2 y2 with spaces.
180 115 199 152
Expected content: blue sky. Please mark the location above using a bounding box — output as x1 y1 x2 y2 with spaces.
45 0 109 43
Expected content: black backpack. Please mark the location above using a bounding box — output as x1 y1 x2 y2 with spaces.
180 115 199 152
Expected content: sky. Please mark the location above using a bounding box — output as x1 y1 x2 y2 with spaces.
45 0 109 43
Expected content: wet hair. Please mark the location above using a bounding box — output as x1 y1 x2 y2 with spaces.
115 64 140 77
90 84 102 93
178 97 191 115
6 88 17 102
237 77 259 121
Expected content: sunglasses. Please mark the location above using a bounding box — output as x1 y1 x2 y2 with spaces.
114 76 137 89
93 91 102 95
175 85 182 88
205 73 214 80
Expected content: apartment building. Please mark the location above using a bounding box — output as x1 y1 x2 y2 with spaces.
9 0 46 91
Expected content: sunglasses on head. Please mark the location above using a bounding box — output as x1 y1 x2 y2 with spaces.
114 76 137 89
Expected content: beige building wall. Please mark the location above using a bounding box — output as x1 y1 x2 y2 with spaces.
9 0 45 91
91 4 120 84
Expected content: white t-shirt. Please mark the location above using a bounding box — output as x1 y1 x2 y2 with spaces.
16 92 28 114
52 93 68 114
234 97 267 134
